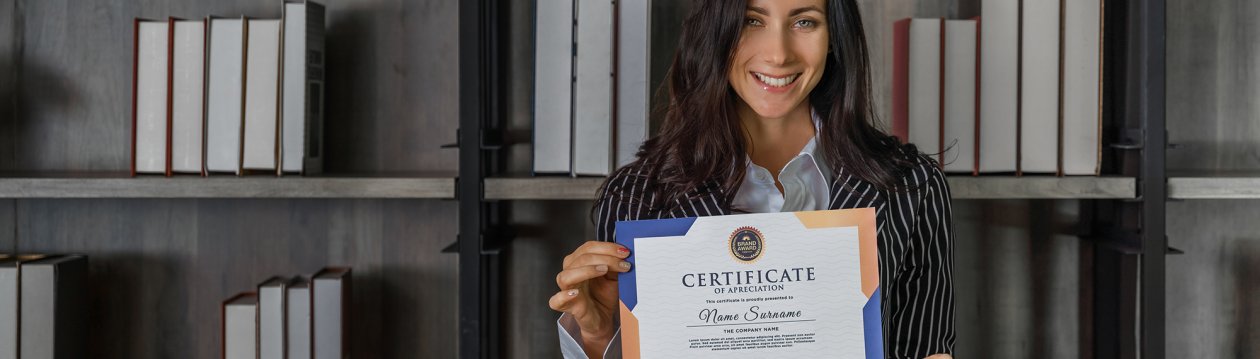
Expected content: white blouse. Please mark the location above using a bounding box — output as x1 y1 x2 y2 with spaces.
730 112 832 213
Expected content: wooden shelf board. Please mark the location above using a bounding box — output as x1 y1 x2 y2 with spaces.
485 176 1137 200
0 177 456 199
1169 176 1260 199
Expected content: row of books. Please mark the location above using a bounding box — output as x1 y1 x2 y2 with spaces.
892 0 1103 176
531 0 651 176
0 254 88 359
223 267 351 359
132 0 326 177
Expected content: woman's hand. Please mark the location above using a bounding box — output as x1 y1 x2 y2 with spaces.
549 241 633 357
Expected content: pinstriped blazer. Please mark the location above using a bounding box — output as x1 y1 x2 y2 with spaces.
594 151 957 358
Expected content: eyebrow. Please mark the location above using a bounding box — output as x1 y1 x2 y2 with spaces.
747 6 825 17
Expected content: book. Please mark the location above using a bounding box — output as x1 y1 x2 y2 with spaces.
258 277 290 359
281 0 327 175
0 255 46 359
891 19 910 144
979 0 1019 173
243 19 283 173
572 0 615 176
133 19 173 176
616 0 652 168
909 19 942 162
313 267 350 359
944 19 978 174
287 277 313 359
532 0 575 175
1020 0 1062 174
1062 0 1103 175
0 257 17 359
19 255 87 359
223 292 258 359
206 17 247 175
171 18 208 175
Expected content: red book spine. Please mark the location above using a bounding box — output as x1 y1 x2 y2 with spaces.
891 19 911 144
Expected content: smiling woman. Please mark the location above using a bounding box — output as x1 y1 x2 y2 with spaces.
548 0 957 358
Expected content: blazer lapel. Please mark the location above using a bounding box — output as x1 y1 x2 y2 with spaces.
828 166 885 210
666 179 732 219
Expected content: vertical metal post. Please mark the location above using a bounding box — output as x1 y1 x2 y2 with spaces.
1138 0 1166 357
458 0 486 357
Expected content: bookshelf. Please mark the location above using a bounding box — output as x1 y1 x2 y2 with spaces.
2 0 462 358
1168 174 1260 199
0 0 1193 357
0 176 456 199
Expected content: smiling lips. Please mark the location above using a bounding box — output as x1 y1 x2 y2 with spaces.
752 72 801 92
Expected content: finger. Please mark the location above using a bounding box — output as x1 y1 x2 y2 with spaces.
548 288 582 313
556 264 610 289
576 241 631 259
565 253 633 273
565 241 630 268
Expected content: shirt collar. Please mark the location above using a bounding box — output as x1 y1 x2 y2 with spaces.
741 108 832 184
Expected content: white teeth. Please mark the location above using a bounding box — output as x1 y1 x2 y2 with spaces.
754 72 799 88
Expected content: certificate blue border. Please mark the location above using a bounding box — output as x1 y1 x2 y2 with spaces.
615 217 696 311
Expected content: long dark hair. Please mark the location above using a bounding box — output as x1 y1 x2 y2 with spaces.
603 0 915 212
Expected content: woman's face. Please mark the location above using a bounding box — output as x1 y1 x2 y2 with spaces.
728 0 829 120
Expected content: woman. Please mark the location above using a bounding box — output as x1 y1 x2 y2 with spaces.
549 0 955 358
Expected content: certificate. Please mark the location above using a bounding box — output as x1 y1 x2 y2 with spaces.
616 209 882 358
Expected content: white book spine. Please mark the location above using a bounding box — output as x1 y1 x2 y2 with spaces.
980 0 1019 172
259 284 285 359
944 20 978 173
136 21 170 174
572 0 615 176
243 19 282 171
909 19 942 159
287 285 312 359
225 303 258 359
0 265 16 359
312 279 342 359
172 20 206 174
616 0 651 168
18 264 53 358
1020 0 1062 173
282 4 308 174
533 0 576 174
1062 0 1102 175
206 18 246 174
283 2 326 174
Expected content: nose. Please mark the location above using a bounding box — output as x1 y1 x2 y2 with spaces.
761 27 795 66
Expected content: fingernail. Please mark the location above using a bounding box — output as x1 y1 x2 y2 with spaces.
596 265 609 272
619 261 632 270
567 289 579 296
617 247 630 254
